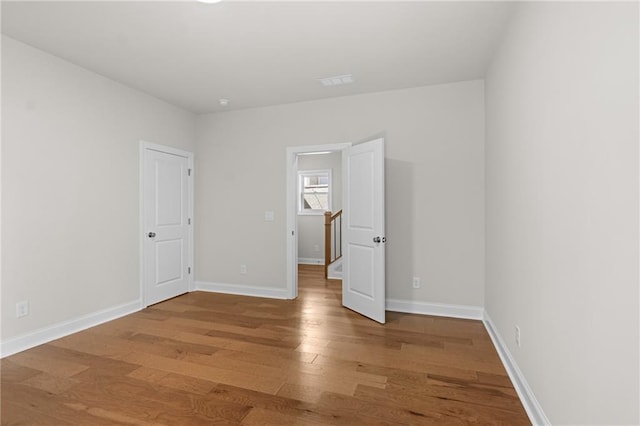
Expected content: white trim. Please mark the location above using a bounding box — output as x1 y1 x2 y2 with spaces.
483 311 550 426
298 257 324 265
139 143 145 304
139 140 194 307
1 300 141 358
140 140 193 158
196 281 289 300
385 299 483 320
286 143 352 300
187 154 195 292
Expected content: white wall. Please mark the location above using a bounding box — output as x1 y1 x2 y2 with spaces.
485 3 639 424
1 37 196 345
195 80 485 306
297 152 342 262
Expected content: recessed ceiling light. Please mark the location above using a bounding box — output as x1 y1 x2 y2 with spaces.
318 74 355 87
197 0 222 4
219 98 229 107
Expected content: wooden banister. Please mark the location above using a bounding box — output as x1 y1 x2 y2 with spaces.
324 209 343 278
324 212 331 278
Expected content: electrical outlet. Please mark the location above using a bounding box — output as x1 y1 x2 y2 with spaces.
240 264 247 274
515 325 521 347
16 301 29 318
412 277 421 289
313 244 320 253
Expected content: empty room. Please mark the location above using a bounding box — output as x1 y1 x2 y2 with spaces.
1 1 638 425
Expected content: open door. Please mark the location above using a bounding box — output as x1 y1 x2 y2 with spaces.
342 137 385 323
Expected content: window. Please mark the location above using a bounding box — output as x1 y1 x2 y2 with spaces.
298 170 331 215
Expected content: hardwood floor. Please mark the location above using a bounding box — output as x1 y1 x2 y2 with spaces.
1 265 529 425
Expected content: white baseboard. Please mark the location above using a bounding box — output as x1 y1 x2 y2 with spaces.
386 298 483 320
195 281 289 300
1 299 142 358
298 258 324 265
483 311 550 426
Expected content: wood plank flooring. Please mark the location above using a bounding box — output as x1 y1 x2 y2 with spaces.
1 265 530 425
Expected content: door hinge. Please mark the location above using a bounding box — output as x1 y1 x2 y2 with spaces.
188 168 192 176
188 267 191 274
188 218 191 225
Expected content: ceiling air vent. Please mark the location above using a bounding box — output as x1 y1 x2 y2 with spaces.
318 74 354 87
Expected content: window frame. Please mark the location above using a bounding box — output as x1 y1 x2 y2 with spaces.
297 169 332 215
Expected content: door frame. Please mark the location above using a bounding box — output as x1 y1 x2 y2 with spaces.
286 143 351 299
139 140 195 307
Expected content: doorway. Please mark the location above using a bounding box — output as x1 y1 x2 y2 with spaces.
286 138 386 323
285 143 351 300
297 152 342 270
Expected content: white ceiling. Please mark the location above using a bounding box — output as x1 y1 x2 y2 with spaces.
1 1 514 114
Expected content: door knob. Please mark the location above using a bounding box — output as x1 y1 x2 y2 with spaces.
148 232 156 238
373 236 381 243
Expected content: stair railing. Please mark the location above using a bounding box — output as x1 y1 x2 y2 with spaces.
324 209 343 278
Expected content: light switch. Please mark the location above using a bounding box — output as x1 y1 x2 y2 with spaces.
264 211 275 222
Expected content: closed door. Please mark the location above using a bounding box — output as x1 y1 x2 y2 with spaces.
342 137 386 323
142 143 192 306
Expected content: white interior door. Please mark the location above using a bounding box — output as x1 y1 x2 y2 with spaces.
342 137 385 323
142 144 192 306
